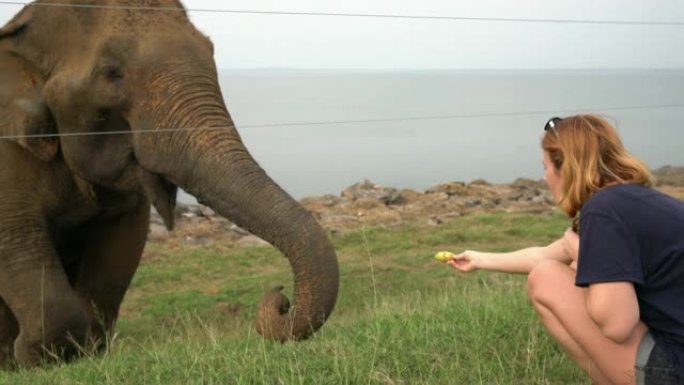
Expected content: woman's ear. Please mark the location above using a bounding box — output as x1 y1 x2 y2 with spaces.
0 51 59 161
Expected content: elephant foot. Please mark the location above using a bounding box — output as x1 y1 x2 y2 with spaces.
0 305 18 369
87 322 110 355
0 344 14 369
13 313 91 367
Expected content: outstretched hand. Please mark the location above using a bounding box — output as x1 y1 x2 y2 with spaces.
447 250 479 272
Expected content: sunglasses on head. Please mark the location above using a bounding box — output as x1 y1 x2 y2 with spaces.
544 117 562 136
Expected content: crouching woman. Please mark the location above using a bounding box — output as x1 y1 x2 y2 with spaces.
449 115 684 385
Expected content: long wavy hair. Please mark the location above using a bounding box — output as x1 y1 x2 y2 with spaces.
541 114 653 229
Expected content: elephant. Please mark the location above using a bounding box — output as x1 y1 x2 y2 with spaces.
0 0 339 366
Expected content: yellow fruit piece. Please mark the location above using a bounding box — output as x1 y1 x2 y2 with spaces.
434 251 455 262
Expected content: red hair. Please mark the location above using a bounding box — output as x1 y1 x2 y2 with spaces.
541 114 653 226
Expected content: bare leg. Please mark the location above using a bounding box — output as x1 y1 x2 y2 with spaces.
527 260 647 385
530 290 613 384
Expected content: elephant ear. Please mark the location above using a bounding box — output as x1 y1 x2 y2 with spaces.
0 51 58 161
0 12 58 162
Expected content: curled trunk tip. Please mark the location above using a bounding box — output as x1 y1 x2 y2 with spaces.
255 286 329 342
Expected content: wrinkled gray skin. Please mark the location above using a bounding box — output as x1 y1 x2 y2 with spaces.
0 0 339 366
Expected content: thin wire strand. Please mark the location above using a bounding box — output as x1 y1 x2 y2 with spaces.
1 1 684 26
2 103 683 140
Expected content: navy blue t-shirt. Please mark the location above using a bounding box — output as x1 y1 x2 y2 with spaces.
575 184 684 377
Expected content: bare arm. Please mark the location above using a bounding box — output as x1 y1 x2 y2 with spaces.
586 282 641 343
449 237 573 274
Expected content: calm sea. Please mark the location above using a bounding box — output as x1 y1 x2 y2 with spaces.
180 69 684 203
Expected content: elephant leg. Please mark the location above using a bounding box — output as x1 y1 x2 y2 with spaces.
0 221 91 366
0 297 19 367
73 199 149 345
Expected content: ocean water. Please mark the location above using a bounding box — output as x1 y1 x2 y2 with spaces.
180 69 684 203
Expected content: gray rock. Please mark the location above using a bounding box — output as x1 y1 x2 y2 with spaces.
199 206 215 217
230 224 250 236
464 199 481 207
148 223 170 240
341 179 399 205
426 182 467 196
237 235 271 247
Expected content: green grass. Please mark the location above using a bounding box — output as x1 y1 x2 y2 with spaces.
0 211 589 384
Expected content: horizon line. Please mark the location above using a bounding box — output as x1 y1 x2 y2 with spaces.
217 67 684 72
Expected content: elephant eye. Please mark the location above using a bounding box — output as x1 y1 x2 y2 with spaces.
103 66 124 82
97 108 112 122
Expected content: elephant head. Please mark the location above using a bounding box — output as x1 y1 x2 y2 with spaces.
0 0 338 341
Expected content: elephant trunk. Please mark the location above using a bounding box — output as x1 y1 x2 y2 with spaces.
135 120 339 341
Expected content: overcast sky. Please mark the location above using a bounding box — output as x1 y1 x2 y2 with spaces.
1 0 684 70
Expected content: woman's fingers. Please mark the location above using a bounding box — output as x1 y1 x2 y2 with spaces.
435 250 475 272
448 253 473 271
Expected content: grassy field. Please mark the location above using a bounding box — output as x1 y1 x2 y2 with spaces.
1 211 590 385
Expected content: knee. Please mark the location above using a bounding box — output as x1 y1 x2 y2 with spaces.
526 259 566 304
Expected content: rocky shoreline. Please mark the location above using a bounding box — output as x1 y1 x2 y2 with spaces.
150 166 684 245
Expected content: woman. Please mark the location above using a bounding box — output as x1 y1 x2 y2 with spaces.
448 114 684 385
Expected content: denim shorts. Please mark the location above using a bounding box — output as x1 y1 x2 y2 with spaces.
635 332 684 385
